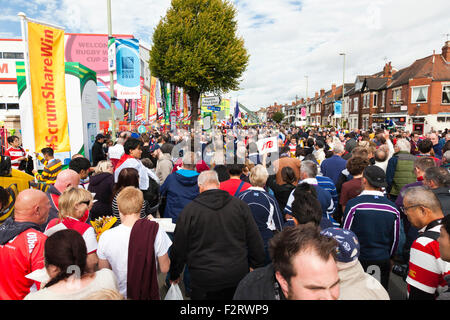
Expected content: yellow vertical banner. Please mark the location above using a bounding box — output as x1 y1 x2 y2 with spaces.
28 21 70 153
148 76 157 122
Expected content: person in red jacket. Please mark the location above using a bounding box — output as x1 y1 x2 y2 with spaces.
4 135 26 171
0 189 51 300
220 163 252 197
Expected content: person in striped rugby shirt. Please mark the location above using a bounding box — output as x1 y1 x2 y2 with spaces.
32 147 62 185
403 186 450 300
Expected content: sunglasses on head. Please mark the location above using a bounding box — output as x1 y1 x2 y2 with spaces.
79 200 91 206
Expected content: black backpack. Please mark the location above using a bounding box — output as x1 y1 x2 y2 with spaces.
0 155 12 177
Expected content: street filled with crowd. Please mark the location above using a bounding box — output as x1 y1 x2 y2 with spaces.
0 124 449 301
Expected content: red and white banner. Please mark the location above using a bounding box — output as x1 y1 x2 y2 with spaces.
257 136 278 155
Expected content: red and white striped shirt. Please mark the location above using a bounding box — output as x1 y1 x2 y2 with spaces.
4 146 26 170
406 221 450 297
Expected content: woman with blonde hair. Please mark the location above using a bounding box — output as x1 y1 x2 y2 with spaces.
88 160 114 220
44 187 99 272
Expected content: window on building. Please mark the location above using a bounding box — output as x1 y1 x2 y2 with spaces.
353 97 358 112
6 103 19 110
411 86 428 103
393 88 402 102
442 85 450 104
373 93 378 107
2 52 24 59
438 117 446 122
0 52 2 58
382 91 385 107
0 103 6 109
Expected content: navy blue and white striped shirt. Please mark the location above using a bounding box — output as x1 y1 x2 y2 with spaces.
343 190 400 261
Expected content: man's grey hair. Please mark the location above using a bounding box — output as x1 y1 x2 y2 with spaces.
424 167 450 188
300 160 318 178
332 142 344 154
198 170 220 187
374 148 388 162
403 186 442 212
395 139 411 153
444 150 450 163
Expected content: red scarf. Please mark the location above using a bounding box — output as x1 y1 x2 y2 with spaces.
115 154 134 171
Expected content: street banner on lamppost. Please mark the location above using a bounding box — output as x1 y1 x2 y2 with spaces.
116 38 140 99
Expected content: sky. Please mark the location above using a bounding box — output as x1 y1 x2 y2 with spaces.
1 0 449 112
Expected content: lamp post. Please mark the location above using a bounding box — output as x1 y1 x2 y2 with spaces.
304 75 309 98
107 0 116 140
339 53 346 129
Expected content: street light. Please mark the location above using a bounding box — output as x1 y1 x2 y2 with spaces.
107 0 116 141
304 75 309 98
339 53 346 128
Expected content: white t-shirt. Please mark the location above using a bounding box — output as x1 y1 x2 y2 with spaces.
97 223 172 299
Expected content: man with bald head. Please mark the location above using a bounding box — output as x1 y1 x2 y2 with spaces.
43 169 80 229
0 189 50 300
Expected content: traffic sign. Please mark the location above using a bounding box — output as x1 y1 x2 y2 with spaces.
201 96 221 106
138 125 146 134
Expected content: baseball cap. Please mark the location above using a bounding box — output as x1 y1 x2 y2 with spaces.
96 133 105 140
148 143 160 153
363 165 387 188
320 227 360 263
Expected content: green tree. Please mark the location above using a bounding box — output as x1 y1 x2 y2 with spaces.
272 112 285 124
149 0 249 127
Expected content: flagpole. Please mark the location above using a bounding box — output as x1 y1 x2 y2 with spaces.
18 12 38 181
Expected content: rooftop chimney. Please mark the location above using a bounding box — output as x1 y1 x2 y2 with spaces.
383 61 393 78
315 92 319 99
442 41 450 62
301 98 304 104
332 84 336 96
320 88 325 96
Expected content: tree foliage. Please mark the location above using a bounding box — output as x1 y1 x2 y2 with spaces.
149 0 249 126
272 112 285 124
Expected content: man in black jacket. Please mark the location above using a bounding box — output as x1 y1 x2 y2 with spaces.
169 170 265 300
91 134 106 167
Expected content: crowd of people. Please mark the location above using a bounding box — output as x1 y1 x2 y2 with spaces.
0 124 449 301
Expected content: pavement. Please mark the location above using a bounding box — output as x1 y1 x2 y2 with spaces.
388 272 408 300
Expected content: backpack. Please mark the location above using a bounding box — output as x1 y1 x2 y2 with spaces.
0 184 18 224
0 155 12 177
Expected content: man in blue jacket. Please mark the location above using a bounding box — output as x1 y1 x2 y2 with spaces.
160 151 199 224
343 165 400 291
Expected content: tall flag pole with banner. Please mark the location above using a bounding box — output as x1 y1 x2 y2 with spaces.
232 100 240 130
18 12 71 169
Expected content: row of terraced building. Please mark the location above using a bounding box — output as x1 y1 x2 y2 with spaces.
263 41 450 134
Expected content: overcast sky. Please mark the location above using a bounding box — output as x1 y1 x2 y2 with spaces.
1 0 449 111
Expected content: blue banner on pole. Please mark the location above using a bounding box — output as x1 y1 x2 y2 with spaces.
116 38 140 99
334 100 342 118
